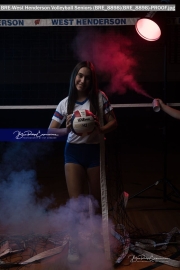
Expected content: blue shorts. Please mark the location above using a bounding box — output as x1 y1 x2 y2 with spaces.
64 143 100 168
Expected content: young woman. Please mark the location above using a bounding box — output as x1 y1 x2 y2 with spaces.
48 61 117 263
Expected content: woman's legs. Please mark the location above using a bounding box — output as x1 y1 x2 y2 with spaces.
87 166 103 249
65 163 101 211
87 166 101 214
65 163 102 261
65 163 86 198
65 163 87 262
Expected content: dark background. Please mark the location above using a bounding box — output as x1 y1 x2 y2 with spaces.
0 7 179 262
0 0 180 196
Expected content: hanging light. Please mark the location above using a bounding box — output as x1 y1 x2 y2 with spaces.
135 11 161 41
135 0 170 41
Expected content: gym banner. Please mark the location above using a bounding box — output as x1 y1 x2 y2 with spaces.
0 18 138 27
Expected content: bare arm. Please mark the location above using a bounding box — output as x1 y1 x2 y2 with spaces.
48 119 70 136
99 110 117 134
157 99 180 120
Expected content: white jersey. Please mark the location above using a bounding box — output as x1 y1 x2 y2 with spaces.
52 90 113 144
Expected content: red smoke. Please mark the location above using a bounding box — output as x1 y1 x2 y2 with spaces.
72 28 152 99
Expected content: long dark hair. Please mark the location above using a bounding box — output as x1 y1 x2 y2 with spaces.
67 61 99 117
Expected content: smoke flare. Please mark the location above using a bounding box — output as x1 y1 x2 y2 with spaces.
72 28 152 99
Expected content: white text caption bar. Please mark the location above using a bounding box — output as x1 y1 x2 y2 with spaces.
0 5 176 12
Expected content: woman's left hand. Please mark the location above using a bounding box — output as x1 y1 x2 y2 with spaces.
94 115 102 133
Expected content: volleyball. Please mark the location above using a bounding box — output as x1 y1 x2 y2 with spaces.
71 109 95 136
